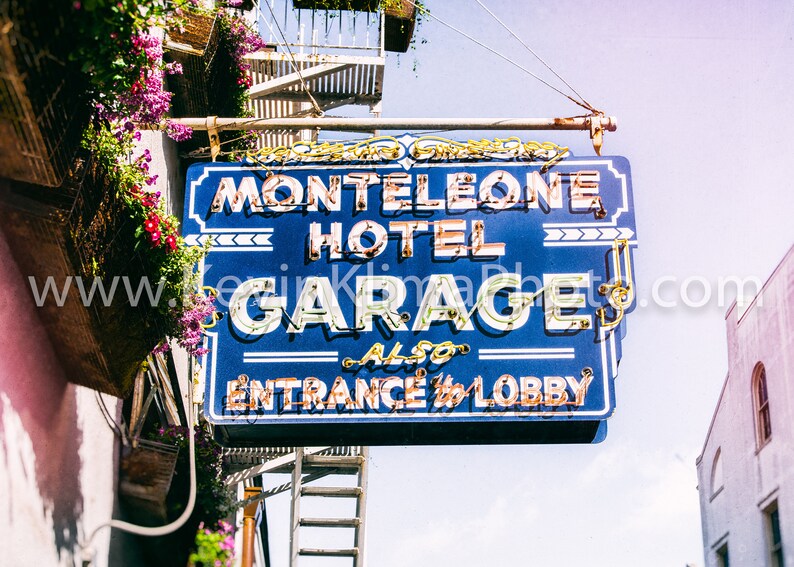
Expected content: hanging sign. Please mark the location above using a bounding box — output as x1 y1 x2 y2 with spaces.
183 137 637 445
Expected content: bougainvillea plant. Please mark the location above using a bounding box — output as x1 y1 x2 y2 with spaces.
214 10 268 156
73 1 268 355
84 123 213 356
189 521 236 567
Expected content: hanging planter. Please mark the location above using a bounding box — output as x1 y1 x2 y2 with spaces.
383 0 416 53
0 152 163 397
0 1 90 187
165 9 265 158
164 12 220 122
119 439 180 520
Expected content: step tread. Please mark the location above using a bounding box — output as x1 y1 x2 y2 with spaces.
299 548 359 557
301 486 362 497
300 517 361 527
303 455 365 468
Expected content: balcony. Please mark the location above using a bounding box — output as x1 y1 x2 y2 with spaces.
245 1 392 146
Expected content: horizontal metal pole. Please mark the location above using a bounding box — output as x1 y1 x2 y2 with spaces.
150 116 617 133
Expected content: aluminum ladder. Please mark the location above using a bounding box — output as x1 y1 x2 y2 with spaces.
289 447 369 567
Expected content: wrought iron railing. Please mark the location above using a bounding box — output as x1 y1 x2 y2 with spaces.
255 0 385 57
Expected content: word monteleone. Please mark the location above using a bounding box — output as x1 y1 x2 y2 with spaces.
210 169 602 214
228 272 592 335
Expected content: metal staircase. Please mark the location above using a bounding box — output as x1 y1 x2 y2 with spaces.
290 447 369 566
246 2 386 147
224 446 369 567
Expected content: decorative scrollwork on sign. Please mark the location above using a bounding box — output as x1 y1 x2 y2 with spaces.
596 239 635 331
199 286 223 329
241 136 568 168
409 136 569 170
244 136 402 165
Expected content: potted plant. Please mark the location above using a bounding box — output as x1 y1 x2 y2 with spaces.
119 438 181 519
165 8 264 157
383 0 417 53
164 12 220 123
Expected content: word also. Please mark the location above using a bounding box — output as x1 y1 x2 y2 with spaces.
341 340 470 368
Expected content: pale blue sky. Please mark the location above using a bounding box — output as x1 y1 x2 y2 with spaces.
265 2 794 565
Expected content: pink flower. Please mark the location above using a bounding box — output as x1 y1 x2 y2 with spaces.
149 230 162 245
165 235 177 252
165 62 183 75
166 121 193 142
152 342 170 354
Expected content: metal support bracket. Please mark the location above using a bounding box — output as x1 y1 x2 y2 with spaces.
207 116 220 162
587 114 611 156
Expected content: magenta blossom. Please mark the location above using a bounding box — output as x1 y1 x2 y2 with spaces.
166 121 194 142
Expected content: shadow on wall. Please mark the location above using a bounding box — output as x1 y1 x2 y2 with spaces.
0 227 85 563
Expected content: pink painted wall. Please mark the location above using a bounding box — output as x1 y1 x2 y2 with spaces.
0 229 118 566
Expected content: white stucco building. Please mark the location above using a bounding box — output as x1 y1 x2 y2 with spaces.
696 245 794 566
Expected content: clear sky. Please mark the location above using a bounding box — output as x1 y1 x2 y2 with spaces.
263 1 794 565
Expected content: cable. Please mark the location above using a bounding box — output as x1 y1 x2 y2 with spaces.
94 391 128 445
79 357 198 565
259 1 325 117
401 0 596 114
472 0 599 114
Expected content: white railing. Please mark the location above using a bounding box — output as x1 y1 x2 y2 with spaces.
256 0 385 57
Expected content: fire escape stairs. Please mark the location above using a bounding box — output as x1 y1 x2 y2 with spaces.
225 446 370 566
245 6 385 147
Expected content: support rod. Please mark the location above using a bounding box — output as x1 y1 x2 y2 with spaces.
147 115 617 133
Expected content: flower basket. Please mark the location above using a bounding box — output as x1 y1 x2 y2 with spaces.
164 12 220 121
0 0 90 187
383 0 416 52
164 12 230 156
119 439 180 520
0 151 163 397
165 11 263 158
